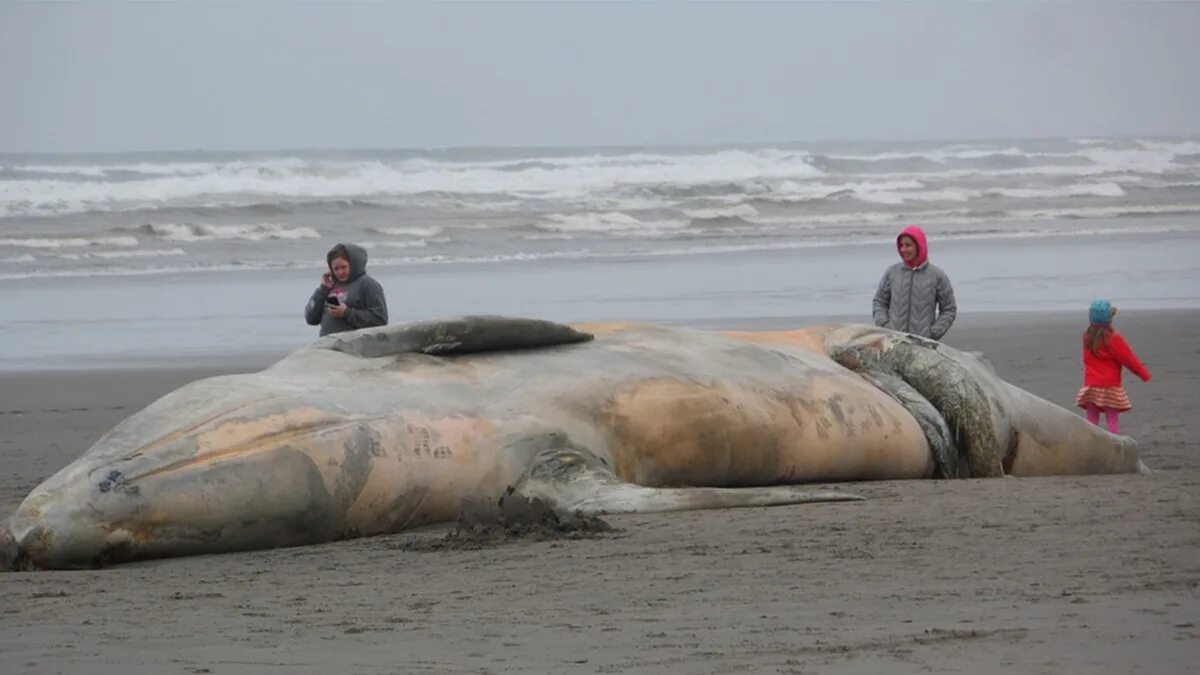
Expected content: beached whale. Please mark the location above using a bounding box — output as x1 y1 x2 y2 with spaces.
2 316 1143 570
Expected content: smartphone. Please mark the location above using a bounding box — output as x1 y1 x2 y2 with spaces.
325 295 340 305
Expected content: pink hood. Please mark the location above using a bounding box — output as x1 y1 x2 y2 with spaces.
897 225 929 268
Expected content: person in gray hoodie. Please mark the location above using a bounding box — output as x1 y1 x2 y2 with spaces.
304 242 389 336
872 225 957 340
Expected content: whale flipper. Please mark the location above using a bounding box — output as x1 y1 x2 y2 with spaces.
508 440 864 516
314 315 594 359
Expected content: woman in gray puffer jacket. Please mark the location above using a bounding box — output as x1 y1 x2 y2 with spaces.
872 225 957 340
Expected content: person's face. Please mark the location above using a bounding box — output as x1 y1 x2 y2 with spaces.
331 256 351 282
898 236 918 263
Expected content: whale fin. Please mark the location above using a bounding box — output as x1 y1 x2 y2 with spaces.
508 442 863 516
314 315 594 359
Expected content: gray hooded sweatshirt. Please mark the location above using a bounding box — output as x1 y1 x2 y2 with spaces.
304 243 389 336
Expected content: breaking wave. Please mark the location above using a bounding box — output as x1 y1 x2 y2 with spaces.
0 235 140 249
133 223 321 242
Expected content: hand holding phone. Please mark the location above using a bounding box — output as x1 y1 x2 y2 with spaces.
326 295 347 318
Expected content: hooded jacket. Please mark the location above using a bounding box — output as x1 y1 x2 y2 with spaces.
1082 328 1151 387
872 226 957 340
304 243 389 336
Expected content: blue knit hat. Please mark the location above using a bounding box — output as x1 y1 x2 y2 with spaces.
1089 299 1113 325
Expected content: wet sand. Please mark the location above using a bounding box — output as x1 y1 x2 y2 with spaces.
1 311 1197 674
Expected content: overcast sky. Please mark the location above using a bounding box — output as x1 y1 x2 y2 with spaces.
1 2 1197 153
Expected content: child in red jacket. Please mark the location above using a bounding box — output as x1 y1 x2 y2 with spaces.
1074 299 1151 434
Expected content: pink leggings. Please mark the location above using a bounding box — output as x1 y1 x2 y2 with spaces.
1083 403 1121 434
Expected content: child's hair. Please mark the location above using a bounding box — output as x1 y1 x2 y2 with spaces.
1085 324 1111 356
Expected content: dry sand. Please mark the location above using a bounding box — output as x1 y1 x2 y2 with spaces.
1 311 1197 674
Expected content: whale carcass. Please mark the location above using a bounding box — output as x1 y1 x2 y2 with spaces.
2 317 1143 569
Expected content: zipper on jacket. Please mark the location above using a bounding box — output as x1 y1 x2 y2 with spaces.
905 269 913 333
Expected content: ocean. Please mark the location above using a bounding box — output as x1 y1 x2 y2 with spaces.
2 137 1199 370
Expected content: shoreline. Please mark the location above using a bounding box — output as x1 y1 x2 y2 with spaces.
4 228 1199 371
3 307 1195 374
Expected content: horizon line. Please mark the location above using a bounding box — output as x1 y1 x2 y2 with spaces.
2 132 1197 157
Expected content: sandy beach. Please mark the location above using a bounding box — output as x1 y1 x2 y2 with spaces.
1 310 1197 674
